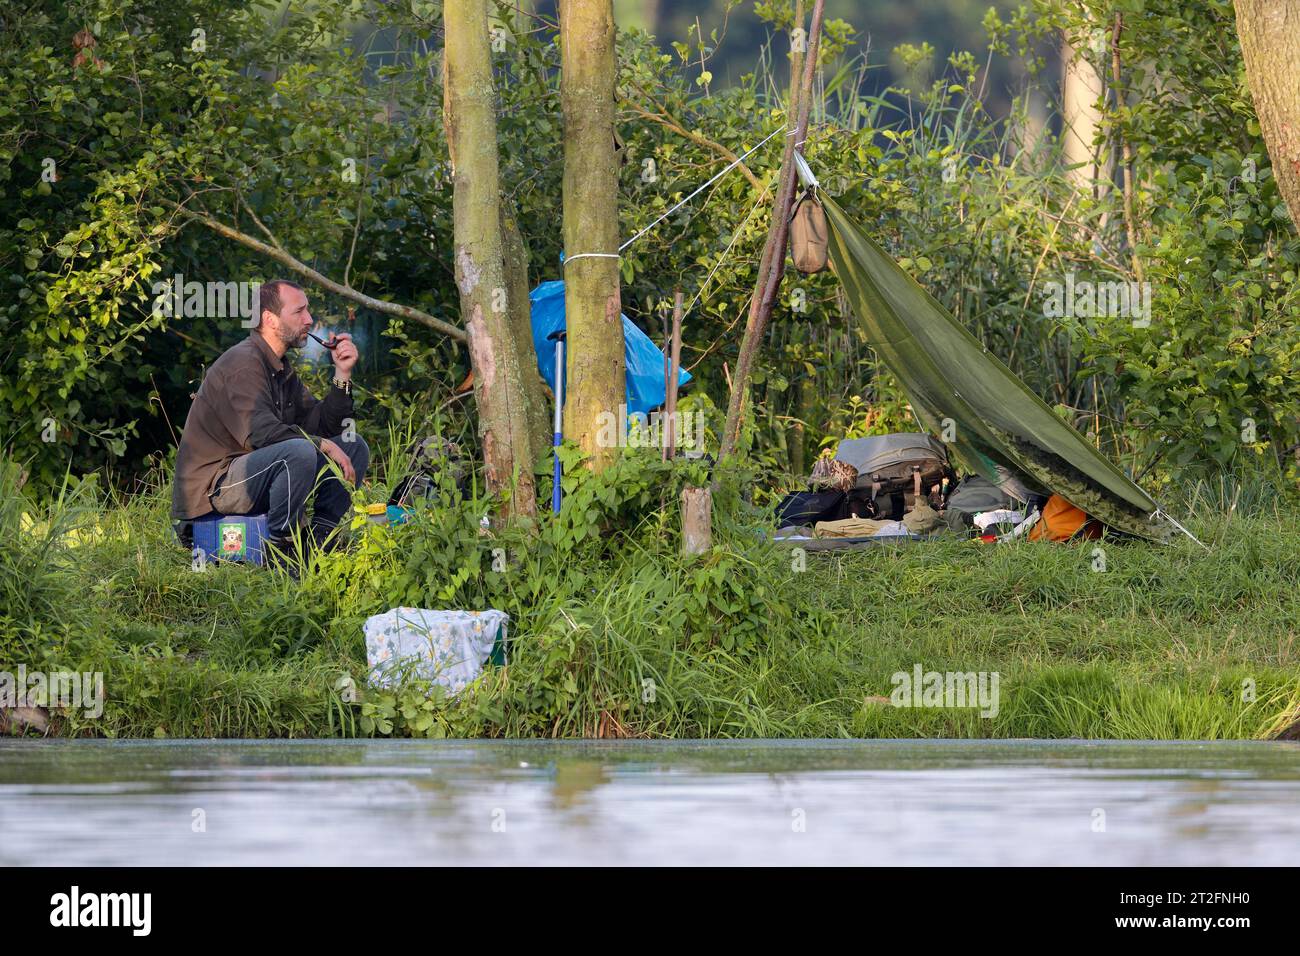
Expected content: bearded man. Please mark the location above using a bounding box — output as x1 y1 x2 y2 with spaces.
171 279 368 561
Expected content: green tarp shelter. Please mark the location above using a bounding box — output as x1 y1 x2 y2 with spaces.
802 159 1175 542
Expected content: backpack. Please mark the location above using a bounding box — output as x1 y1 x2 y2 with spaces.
789 190 829 274
833 433 954 520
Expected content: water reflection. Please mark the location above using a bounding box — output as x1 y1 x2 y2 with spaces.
0 739 1296 865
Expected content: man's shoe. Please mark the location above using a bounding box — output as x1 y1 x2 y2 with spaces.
308 523 350 555
265 531 311 578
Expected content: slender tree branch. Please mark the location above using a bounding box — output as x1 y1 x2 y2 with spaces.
344 136 371 288
40 121 466 344
161 197 468 344
237 192 286 253
625 84 765 192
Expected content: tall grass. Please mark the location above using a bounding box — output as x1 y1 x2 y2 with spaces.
0 460 100 653
2 450 1297 741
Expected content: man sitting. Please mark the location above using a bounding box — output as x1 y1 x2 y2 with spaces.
170 279 368 562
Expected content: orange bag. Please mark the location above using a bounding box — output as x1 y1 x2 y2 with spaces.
1028 495 1102 542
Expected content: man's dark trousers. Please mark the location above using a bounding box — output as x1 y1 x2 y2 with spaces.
208 433 369 540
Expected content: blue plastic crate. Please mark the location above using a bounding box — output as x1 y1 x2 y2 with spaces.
192 512 270 566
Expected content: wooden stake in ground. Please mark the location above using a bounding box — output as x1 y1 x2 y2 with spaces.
718 0 825 461
444 0 538 519
560 0 625 471
1233 0 1300 231
662 298 670 451
663 289 683 460
681 487 712 555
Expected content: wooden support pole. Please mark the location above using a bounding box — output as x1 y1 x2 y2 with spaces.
663 289 683 460
718 0 825 462
662 296 670 457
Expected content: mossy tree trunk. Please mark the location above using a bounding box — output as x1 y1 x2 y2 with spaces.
500 201 552 454
560 0 624 471
444 0 538 518
1234 0 1300 231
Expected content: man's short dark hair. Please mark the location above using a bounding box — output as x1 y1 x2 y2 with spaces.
259 279 304 322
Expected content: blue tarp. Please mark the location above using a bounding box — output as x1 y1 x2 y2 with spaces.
530 280 691 417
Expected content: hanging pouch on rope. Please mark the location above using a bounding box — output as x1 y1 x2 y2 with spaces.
789 188 829 274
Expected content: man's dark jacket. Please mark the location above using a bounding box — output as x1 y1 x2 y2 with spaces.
171 330 353 520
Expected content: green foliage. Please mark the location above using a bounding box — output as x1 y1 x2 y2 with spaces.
7 0 1298 495
3 449 1298 741
1007 0 1300 479
371 444 792 658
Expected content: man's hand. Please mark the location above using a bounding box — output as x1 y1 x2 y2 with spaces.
328 332 359 380
319 438 356 484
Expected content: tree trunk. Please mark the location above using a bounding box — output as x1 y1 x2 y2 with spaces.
560 0 624 471
1061 27 1106 198
499 200 552 454
444 0 537 518
1234 0 1300 230
1110 13 1142 279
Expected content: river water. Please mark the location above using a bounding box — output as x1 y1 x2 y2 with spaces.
1 739 1296 865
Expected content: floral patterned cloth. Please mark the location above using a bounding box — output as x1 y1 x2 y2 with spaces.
363 608 509 696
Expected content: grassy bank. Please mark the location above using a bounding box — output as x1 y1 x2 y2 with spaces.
3 454 1298 740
